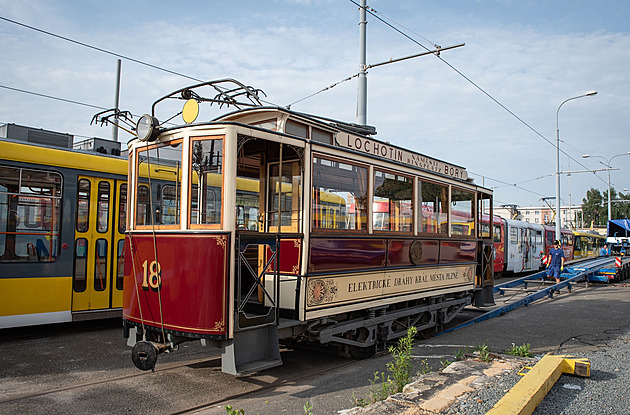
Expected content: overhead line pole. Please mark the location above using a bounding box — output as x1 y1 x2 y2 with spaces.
357 0 368 126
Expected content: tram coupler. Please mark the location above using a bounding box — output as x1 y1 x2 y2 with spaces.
131 341 168 371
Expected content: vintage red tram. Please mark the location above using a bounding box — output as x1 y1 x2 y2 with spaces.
114 80 495 375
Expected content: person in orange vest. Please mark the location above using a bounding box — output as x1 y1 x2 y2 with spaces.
547 239 565 284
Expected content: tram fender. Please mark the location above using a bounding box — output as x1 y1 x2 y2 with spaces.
221 325 282 376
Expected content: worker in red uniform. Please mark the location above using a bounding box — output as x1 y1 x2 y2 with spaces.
547 239 565 284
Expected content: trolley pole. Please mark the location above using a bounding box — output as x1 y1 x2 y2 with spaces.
357 0 367 126
111 59 121 142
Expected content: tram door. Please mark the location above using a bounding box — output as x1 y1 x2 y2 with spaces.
235 139 302 327
72 176 124 311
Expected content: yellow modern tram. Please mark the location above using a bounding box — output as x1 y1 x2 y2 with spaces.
572 230 605 259
0 138 128 328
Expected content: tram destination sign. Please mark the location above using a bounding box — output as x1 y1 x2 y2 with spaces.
336 132 468 181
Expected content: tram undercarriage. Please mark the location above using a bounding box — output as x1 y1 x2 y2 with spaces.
124 290 473 374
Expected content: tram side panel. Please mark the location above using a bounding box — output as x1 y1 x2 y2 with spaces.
122 233 230 338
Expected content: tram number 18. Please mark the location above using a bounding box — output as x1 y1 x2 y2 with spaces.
141 260 162 291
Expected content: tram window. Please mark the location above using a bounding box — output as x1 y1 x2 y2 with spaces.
535 231 542 245
478 193 492 238
118 184 127 233
20 170 62 197
94 239 107 291
160 184 180 225
77 179 90 232
190 138 223 226
97 181 110 233
312 156 368 231
493 224 502 243
451 188 475 237
311 128 332 144
252 119 277 131
136 140 182 227
373 170 412 232
419 180 448 234
285 120 308 139
269 162 301 229
73 238 88 292
0 166 61 262
136 185 151 225
116 239 124 290
510 227 518 244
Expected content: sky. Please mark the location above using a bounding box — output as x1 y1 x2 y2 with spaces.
1 0 629 209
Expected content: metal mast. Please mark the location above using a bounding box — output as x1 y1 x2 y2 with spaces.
357 0 367 126
111 59 121 142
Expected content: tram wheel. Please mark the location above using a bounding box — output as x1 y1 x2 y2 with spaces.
350 344 376 359
418 326 437 339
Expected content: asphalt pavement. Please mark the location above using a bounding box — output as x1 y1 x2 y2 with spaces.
1 281 629 415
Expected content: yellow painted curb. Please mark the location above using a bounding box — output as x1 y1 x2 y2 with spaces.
486 354 590 415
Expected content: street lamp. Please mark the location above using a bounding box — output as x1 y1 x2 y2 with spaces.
582 151 630 222
555 90 597 240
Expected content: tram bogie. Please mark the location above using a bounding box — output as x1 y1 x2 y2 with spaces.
114 79 495 375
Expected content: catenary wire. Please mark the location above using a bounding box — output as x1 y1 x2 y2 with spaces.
0 10 610 193
345 0 608 187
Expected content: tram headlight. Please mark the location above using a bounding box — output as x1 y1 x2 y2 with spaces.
136 114 159 142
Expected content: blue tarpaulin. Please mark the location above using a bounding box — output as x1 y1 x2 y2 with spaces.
608 219 630 238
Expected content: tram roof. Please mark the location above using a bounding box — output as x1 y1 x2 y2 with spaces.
153 105 475 185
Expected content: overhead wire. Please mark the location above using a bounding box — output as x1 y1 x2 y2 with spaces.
0 15 280 107
0 9 611 194
341 0 609 195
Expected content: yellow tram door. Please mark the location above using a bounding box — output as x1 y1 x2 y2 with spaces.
72 176 117 312
110 182 127 308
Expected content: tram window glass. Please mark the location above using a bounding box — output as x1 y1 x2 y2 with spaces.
136 185 150 225
418 181 448 234
136 141 182 227
574 237 582 251
160 184 180 225
312 156 368 231
311 128 332 144
510 227 518 244
0 166 61 262
252 119 277 131
94 239 107 291
285 120 308 139
269 162 301 229
493 224 502 243
116 239 124 290
190 138 223 226
73 238 88 292
563 234 572 246
478 193 492 238
118 184 127 233
236 152 261 231
373 170 412 232
76 179 90 232
451 188 475 236
97 181 110 233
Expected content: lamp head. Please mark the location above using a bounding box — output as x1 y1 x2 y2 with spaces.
585 90 598 96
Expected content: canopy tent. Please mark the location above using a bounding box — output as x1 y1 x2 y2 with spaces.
607 219 630 238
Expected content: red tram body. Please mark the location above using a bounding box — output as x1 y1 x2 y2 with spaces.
118 80 495 375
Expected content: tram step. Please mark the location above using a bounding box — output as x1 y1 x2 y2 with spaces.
221 325 282 375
